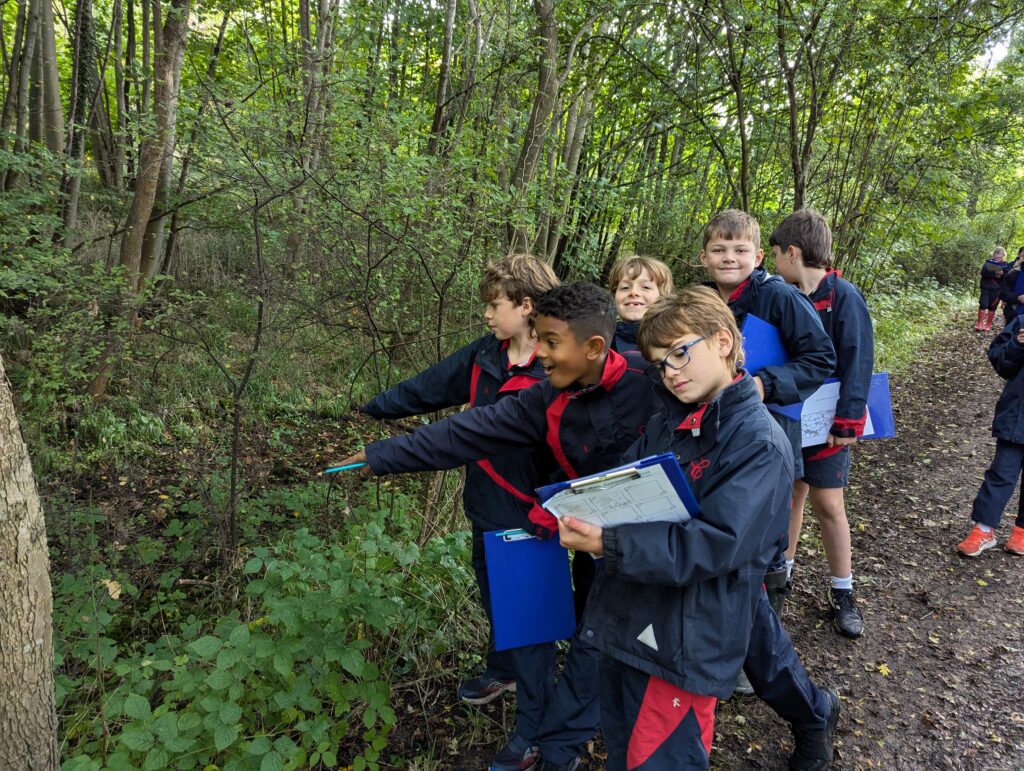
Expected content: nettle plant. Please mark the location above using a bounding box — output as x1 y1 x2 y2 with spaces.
59 512 473 771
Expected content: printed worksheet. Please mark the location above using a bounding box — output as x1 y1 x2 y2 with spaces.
797 382 875 447
541 463 694 528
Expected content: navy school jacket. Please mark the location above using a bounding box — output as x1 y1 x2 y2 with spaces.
611 320 640 353
806 270 874 454
364 349 657 533
987 317 1024 444
717 267 836 470
360 334 550 532
582 373 794 698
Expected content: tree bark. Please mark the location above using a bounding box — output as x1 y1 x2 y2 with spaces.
0 354 59 770
118 0 192 295
507 0 559 252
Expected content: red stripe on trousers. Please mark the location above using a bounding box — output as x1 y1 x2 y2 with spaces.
627 675 716 769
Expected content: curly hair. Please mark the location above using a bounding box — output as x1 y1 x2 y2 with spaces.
534 282 617 346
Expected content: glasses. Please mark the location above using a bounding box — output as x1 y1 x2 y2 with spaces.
653 337 705 376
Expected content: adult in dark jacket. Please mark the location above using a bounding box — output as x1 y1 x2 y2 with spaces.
977 247 1009 331
957 316 1024 557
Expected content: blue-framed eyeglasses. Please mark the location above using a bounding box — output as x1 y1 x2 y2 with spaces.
654 337 705 375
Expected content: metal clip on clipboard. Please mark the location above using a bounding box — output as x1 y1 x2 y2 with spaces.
568 467 641 493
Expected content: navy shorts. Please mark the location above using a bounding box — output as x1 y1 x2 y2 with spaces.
801 445 851 489
979 287 1000 310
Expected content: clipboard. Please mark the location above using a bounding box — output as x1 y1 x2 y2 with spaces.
483 529 576 651
769 372 896 446
741 314 789 375
535 453 700 528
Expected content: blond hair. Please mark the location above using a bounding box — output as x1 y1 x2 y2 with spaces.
479 253 560 305
702 209 761 250
609 255 675 295
637 286 743 374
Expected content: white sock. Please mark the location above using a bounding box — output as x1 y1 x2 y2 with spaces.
785 559 795 580
977 523 994 533
831 574 853 591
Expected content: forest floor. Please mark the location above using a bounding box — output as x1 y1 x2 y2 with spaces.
388 310 1024 770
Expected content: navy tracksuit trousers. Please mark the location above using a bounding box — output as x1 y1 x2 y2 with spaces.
472 526 557 739
971 438 1024 529
743 590 832 731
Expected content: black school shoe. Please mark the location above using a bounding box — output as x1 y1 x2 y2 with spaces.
458 672 516 705
538 758 580 771
828 589 864 639
489 734 540 771
789 688 840 770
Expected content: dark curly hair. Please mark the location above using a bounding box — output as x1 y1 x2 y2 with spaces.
534 282 616 346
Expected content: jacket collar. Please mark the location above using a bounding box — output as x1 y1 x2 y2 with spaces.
615 320 640 347
568 348 628 398
665 372 760 444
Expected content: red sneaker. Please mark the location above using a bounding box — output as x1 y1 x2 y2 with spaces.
956 526 997 557
1005 526 1024 556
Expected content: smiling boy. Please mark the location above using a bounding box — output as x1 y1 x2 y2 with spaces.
699 210 836 619
339 282 654 770
609 256 675 352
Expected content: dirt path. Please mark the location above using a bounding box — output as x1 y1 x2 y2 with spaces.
710 314 1024 769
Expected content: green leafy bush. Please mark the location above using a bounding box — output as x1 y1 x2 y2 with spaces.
57 498 475 770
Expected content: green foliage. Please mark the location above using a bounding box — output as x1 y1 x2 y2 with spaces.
870 283 974 371
56 497 476 769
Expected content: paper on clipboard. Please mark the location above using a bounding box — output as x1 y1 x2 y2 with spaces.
768 373 894 447
538 454 698 529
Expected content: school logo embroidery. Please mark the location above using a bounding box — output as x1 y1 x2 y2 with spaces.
689 459 710 480
637 624 659 651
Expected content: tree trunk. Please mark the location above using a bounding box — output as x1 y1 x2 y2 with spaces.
426 0 457 156
118 0 192 295
0 354 59 770
507 0 558 252
59 0 97 242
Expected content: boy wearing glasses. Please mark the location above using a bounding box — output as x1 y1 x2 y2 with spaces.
560 287 837 769
335 283 838 770
700 210 836 620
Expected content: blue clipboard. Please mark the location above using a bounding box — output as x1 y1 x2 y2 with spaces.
741 314 789 375
483 530 576 651
535 452 700 526
769 373 895 442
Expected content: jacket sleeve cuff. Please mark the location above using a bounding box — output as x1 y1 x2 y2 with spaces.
601 528 619 574
831 413 867 438
756 372 776 402
364 443 385 474
525 504 557 540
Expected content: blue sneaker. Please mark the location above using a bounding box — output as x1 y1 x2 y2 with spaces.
489 734 540 771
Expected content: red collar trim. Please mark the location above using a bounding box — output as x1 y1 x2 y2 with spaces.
727 279 751 303
673 373 741 432
677 401 711 433
502 338 539 370
595 349 627 392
